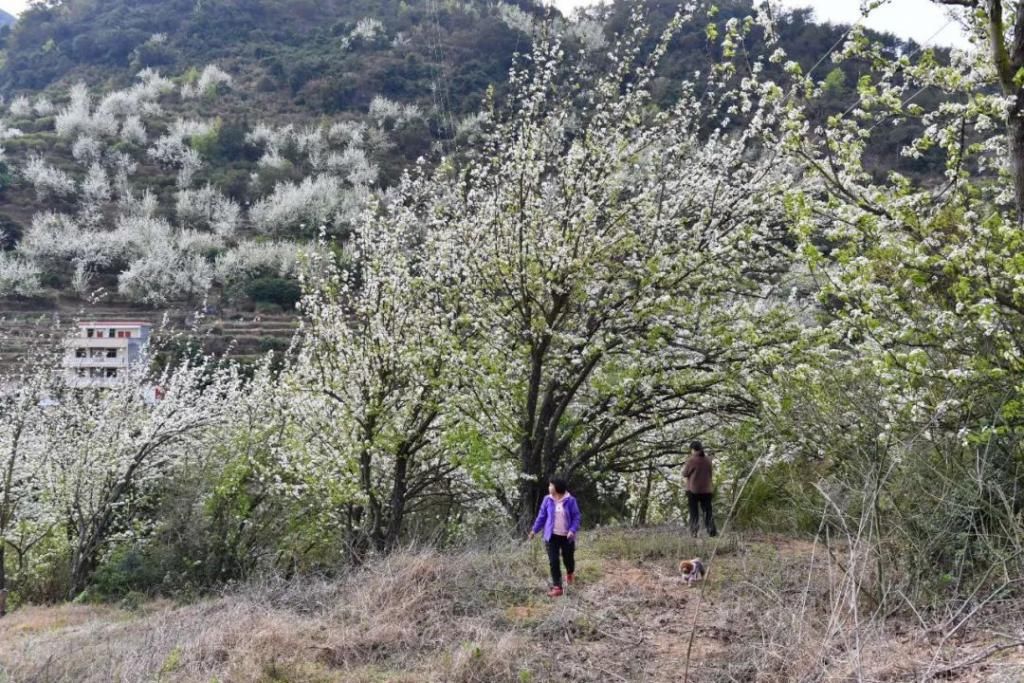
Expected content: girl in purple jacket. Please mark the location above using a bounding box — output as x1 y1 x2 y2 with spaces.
528 477 581 597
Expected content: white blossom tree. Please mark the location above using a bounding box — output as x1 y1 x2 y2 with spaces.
22 154 76 200
79 162 111 226
0 329 63 615
38 353 242 596
249 175 351 237
0 254 43 298
407 13 802 525
213 240 301 287
283 208 460 554
175 184 240 238
181 64 232 99
7 96 32 119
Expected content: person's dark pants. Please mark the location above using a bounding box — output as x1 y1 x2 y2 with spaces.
546 534 576 587
687 492 717 537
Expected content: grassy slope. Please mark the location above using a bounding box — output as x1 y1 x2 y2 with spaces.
1 527 1020 682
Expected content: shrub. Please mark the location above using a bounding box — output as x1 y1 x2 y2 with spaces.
246 276 301 309
254 301 282 314
131 40 177 69
258 335 288 353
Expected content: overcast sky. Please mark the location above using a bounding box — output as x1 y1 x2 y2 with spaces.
0 0 972 49
0 0 26 15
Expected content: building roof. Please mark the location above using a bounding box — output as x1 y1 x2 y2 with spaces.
77 321 152 327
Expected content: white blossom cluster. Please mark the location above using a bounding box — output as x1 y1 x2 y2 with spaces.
22 154 77 199
8 95 32 118
350 17 385 42
176 185 241 237
55 71 172 140
249 175 348 236
367 95 422 127
213 240 302 286
181 64 233 99
0 252 42 297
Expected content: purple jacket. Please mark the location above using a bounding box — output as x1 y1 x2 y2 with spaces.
531 494 581 541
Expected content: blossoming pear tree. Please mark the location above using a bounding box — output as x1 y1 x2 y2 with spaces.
36 348 242 597
365 9 806 527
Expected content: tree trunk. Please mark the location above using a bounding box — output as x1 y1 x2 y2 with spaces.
383 453 408 549
980 0 1024 223
0 544 6 617
69 548 94 599
636 464 654 526
517 344 547 532
69 516 108 598
1008 103 1024 226
517 472 545 534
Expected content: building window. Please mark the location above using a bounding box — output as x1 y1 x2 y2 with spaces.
106 349 117 358
105 368 118 378
77 369 86 377
86 328 95 338
108 328 116 338
117 330 132 338
75 348 86 358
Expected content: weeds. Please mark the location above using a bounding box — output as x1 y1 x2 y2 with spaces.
1 528 1020 682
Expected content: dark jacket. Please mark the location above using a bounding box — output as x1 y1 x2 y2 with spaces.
683 454 713 494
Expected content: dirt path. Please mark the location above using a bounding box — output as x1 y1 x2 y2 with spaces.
546 544 774 682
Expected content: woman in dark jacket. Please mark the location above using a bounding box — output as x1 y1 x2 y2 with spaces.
682 441 717 537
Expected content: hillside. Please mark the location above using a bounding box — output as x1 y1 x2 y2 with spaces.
0 10 14 28
0 0 938 313
1 527 1021 682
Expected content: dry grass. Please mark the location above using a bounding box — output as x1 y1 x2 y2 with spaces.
1 530 1021 682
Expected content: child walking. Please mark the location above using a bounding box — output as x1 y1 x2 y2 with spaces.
528 477 580 597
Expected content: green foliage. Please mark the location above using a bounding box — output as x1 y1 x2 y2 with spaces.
246 276 301 309
728 466 820 534
188 117 222 157
2 526 72 607
822 67 846 95
0 160 12 193
131 39 177 69
158 647 183 676
89 545 164 600
257 335 288 353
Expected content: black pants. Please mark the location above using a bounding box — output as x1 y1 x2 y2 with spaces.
687 492 717 537
546 534 576 587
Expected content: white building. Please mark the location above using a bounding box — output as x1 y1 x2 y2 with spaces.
65 321 152 388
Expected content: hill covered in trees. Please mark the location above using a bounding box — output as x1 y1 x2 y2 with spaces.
0 0 940 308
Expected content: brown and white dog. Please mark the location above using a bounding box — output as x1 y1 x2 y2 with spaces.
679 558 706 583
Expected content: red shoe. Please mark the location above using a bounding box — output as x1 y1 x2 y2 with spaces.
566 572 575 585
547 586 563 597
